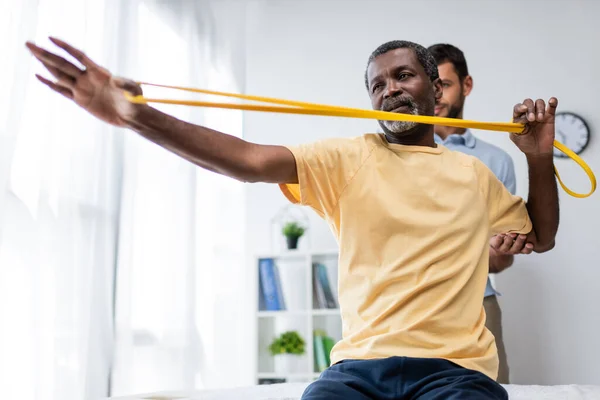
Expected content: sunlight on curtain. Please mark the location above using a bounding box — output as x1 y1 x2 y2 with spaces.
110 3 200 393
0 0 125 399
110 0 246 395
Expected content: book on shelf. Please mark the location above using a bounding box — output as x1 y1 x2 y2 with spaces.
312 262 337 309
258 377 286 385
258 258 287 311
313 330 335 372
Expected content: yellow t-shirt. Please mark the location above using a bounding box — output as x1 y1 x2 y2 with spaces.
279 133 532 380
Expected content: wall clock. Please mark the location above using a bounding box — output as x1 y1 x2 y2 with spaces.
553 112 590 158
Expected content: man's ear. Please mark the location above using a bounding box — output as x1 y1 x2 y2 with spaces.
462 75 473 97
433 78 443 102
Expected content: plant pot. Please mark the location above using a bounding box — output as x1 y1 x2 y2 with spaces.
274 353 304 374
286 235 300 250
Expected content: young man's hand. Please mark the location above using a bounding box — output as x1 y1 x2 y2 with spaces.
489 234 533 273
490 233 534 256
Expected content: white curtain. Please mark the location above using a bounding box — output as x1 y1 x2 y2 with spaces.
0 0 247 399
0 1 127 399
110 0 246 394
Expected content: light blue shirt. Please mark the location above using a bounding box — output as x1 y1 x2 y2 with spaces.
434 130 517 298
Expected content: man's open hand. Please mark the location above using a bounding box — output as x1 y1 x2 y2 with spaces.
26 37 143 127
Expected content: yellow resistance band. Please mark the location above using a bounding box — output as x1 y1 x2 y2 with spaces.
125 82 596 198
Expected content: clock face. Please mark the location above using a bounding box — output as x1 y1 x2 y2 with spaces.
553 112 590 158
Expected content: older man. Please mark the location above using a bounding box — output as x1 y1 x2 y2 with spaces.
27 38 558 399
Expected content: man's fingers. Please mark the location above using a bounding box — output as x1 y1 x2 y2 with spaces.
523 98 535 122
40 61 76 89
492 233 534 255
26 41 83 79
49 37 98 69
513 103 528 119
498 235 514 252
521 243 534 254
36 74 74 100
547 97 558 116
535 99 546 122
513 97 558 122
509 234 526 252
490 234 505 250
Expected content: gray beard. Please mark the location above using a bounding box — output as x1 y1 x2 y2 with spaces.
381 105 420 133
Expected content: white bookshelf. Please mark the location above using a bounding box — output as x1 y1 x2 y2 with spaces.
254 248 342 384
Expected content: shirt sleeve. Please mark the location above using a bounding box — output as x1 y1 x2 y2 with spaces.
279 136 371 218
475 158 532 236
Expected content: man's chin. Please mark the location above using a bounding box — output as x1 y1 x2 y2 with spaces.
379 121 420 137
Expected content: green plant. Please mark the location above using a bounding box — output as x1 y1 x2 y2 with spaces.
282 222 305 238
268 330 305 356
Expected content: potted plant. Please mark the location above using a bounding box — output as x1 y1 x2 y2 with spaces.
282 221 306 250
268 330 306 374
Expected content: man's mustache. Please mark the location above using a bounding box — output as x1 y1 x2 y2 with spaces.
382 96 417 112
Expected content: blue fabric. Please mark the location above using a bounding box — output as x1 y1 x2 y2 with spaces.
434 130 517 298
301 357 508 400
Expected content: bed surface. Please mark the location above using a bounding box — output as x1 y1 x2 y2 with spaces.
111 382 600 400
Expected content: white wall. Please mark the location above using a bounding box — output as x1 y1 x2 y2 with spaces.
242 0 600 385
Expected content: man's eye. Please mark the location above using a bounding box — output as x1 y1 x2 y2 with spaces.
443 83 451 88
372 84 382 93
399 73 409 80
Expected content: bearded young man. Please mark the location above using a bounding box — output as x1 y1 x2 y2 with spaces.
428 43 532 384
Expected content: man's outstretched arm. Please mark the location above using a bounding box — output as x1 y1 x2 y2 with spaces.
127 106 298 184
26 38 298 185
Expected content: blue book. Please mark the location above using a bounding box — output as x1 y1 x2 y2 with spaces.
259 258 281 311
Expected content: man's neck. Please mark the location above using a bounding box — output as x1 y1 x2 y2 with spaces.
384 126 436 147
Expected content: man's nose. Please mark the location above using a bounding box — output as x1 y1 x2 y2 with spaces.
383 80 403 100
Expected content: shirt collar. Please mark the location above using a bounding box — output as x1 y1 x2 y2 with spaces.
434 129 476 148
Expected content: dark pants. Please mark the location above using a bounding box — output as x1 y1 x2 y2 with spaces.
301 356 508 400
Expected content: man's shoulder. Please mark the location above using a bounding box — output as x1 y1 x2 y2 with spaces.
286 134 378 168
301 133 378 150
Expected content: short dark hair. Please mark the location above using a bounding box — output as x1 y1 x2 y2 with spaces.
427 43 469 81
364 40 439 90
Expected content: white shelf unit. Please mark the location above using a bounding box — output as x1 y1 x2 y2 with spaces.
255 248 342 384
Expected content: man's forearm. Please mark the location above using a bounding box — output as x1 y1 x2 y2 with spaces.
525 154 559 252
125 105 265 182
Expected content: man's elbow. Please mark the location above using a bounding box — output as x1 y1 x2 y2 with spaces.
534 239 556 253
